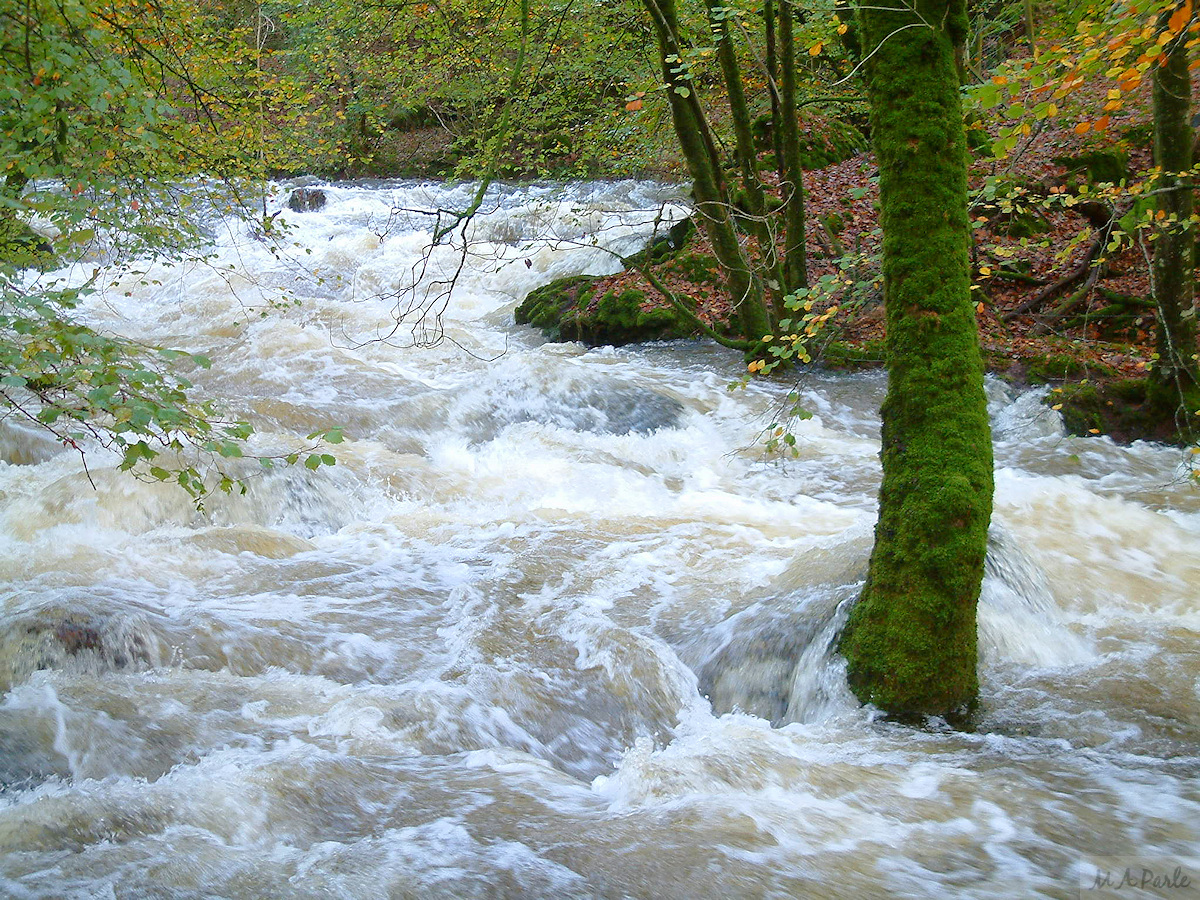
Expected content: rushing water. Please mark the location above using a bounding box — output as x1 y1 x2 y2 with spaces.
1 181 1198 899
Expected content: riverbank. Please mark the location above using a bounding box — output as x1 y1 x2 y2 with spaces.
511 101 1197 447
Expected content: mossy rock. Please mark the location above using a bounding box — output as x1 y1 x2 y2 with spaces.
1025 352 1115 384
965 120 994 157
1118 121 1154 151
578 288 689 345
1004 209 1050 239
1055 377 1200 445
798 118 869 170
1052 148 1129 186
515 274 600 342
664 248 721 286
516 277 691 346
820 339 887 369
621 217 694 269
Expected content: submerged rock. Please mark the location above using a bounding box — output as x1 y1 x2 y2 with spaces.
0 609 160 689
287 187 327 212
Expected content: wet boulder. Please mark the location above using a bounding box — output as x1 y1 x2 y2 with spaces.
287 187 327 212
1 609 160 689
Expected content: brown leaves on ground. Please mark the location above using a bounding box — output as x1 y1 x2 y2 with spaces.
588 72 1191 385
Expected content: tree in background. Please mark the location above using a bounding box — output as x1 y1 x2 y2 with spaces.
838 0 994 718
1150 0 1196 393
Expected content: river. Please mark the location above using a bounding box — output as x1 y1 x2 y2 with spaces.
1 181 1198 898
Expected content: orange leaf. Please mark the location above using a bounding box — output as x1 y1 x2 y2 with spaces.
809 41 823 56
1168 0 1193 35
1094 115 1110 131
1074 121 1092 134
625 99 643 111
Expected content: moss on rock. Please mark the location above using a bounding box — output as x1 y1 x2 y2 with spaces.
1052 148 1129 187
515 274 600 342
797 118 869 171
1055 376 1200 445
515 276 692 346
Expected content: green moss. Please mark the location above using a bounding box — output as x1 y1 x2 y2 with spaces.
838 0 992 720
581 288 689 344
1056 377 1200 445
514 274 599 342
516 278 692 346
1052 148 1129 186
665 249 721 285
621 218 694 269
797 118 869 170
964 119 994 157
1004 209 1050 239
821 339 886 369
1024 352 1114 384
1119 121 1154 151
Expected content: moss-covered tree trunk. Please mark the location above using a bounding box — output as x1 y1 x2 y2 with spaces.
705 0 785 310
642 0 772 343
776 0 808 298
838 0 994 718
1151 2 1197 393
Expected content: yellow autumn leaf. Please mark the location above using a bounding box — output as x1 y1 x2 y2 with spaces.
809 42 823 56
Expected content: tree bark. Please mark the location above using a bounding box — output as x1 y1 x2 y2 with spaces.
642 0 772 342
838 0 994 719
777 0 808 297
1152 2 1197 392
706 0 785 309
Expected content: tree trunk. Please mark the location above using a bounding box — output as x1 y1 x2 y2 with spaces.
706 0 784 310
776 0 808 297
1152 2 1197 392
838 0 994 719
642 0 772 342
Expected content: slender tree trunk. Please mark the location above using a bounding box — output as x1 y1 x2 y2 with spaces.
763 0 786 173
642 0 771 342
707 0 785 309
777 0 808 297
838 0 994 719
1152 2 1197 392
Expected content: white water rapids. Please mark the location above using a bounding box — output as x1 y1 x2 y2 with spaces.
1 181 1198 899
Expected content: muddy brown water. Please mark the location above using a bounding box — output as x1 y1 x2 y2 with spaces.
1 182 1197 899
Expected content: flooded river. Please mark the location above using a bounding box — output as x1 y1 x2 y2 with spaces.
1 181 1197 898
